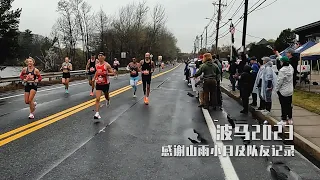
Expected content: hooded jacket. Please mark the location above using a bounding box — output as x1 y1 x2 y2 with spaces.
239 65 254 97
194 60 219 80
275 64 294 96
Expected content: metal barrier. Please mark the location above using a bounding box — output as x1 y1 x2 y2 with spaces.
0 67 126 83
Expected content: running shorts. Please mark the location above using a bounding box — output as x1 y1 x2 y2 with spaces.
113 66 119 71
62 72 71 79
142 75 151 85
88 74 95 80
25 84 37 92
96 83 110 93
130 76 139 86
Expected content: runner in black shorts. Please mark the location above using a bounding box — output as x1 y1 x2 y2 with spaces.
140 52 155 105
86 54 98 96
19 57 42 119
60 57 72 93
92 52 115 120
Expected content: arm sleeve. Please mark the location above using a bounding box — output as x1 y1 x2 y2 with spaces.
275 70 284 92
37 73 42 82
19 70 25 80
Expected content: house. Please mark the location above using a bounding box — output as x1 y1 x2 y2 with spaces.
293 20 320 44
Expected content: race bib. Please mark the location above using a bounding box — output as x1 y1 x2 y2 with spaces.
143 70 149 75
97 76 105 84
131 70 137 75
90 67 95 72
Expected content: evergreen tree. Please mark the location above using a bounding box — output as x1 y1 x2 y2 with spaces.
0 0 22 65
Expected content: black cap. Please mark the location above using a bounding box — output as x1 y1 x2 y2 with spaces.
98 52 105 56
91 53 95 56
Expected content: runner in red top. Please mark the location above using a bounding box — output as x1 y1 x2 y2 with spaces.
19 57 42 119
92 52 115 120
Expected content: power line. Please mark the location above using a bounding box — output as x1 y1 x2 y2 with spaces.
221 0 237 21
248 0 267 14
255 0 278 11
248 0 263 11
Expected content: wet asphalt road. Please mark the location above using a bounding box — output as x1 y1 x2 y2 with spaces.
0 64 319 180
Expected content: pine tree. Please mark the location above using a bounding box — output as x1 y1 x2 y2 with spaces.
0 0 22 65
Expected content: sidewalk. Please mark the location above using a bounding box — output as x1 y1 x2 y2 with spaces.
220 78 320 162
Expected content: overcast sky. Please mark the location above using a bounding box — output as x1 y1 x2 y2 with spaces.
12 0 320 53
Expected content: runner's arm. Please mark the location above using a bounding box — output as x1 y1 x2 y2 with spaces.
106 63 115 76
139 60 144 72
19 68 27 81
34 68 42 82
85 60 90 72
126 63 130 71
68 63 73 71
151 61 155 73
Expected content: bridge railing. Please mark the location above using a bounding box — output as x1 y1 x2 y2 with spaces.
0 67 127 84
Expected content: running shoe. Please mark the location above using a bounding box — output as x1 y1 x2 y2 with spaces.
65 89 69 94
94 112 101 119
288 119 294 125
145 97 149 105
90 92 94 96
133 94 137 98
277 120 288 126
28 113 35 119
106 100 110 107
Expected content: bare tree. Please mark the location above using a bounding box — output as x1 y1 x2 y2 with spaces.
57 0 78 61
95 8 110 53
149 4 166 52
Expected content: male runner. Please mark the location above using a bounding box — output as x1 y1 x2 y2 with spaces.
140 53 155 105
127 57 140 98
20 57 42 119
60 57 72 93
113 58 120 79
86 54 98 96
92 52 115 120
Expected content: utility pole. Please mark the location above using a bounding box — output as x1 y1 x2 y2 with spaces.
205 26 208 51
200 35 203 50
229 19 235 61
242 0 249 54
213 0 227 54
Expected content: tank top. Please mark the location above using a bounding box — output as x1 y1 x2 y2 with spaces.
88 59 96 75
62 62 71 73
113 61 119 67
25 68 37 85
129 63 139 77
141 59 152 76
95 62 109 85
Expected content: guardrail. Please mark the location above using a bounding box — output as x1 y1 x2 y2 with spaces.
0 67 127 84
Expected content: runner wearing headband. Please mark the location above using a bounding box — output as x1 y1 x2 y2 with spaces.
60 57 72 93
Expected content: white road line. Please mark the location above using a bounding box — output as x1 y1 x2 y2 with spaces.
202 109 239 180
0 81 88 100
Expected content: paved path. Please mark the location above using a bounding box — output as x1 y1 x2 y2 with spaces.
220 77 320 164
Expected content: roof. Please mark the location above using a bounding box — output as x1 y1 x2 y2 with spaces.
293 21 320 33
256 38 268 45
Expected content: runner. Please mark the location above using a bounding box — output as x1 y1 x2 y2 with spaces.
92 52 115 120
113 58 120 79
19 57 42 119
86 54 98 96
127 57 140 98
60 57 72 93
140 53 155 105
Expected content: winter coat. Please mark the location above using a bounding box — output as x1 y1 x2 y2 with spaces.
194 60 220 80
239 65 254 98
275 64 294 97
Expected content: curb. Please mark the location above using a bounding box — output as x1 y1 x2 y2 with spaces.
220 85 320 163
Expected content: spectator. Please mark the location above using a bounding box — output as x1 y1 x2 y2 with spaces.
249 56 260 106
253 57 277 114
229 60 237 91
237 65 254 114
285 48 298 88
193 53 220 109
276 56 294 125
184 61 190 83
213 54 223 110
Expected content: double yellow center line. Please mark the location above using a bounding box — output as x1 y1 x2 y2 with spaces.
0 65 180 147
